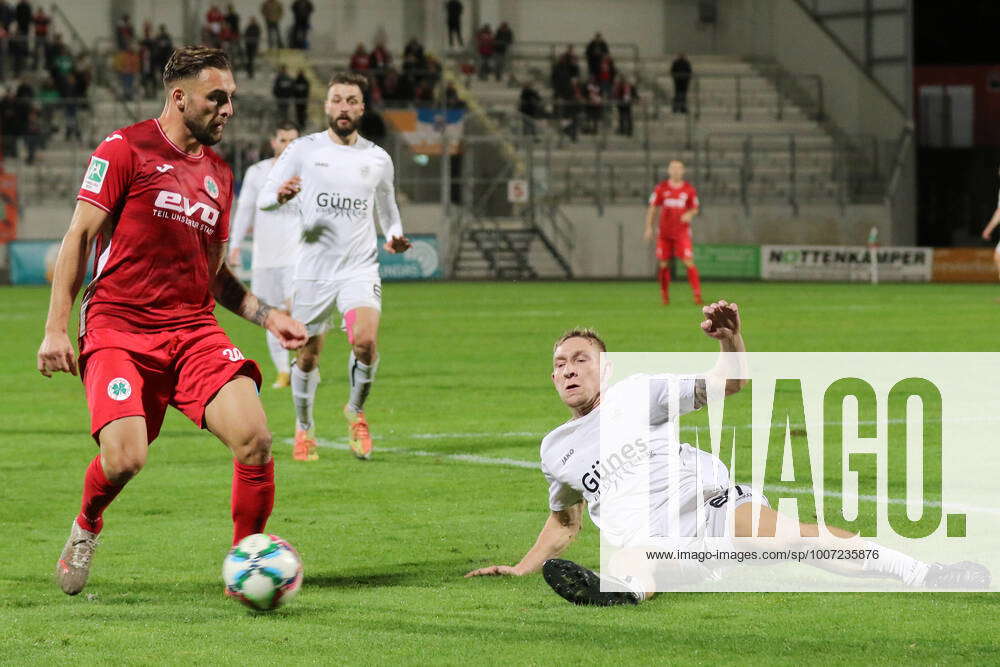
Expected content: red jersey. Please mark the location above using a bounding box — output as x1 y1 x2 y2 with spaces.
649 179 699 236
76 119 233 335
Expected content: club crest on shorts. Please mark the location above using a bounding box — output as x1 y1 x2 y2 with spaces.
204 175 220 200
107 377 132 401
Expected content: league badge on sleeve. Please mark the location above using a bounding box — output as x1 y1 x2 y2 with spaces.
81 156 110 194
204 175 220 200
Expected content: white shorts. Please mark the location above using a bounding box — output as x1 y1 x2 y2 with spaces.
251 266 295 310
648 444 768 541
292 275 382 337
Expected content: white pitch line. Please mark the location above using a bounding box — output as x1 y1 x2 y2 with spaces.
288 437 1000 516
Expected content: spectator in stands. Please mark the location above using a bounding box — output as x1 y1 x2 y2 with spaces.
225 4 240 38
370 38 391 87
36 73 56 142
30 4 48 69
113 40 140 100
23 104 39 163
0 85 16 156
413 78 434 104
475 24 494 81
613 76 637 136
261 0 283 49
272 63 293 120
63 72 82 142
46 33 70 91
494 21 513 82
403 37 425 68
583 76 603 134
290 0 313 49
585 32 609 79
670 52 692 114
14 0 29 38
139 22 157 99
446 0 463 48
244 17 261 78
518 80 544 136
292 68 309 129
563 78 582 143
596 54 615 98
444 82 465 109
151 25 173 78
349 43 370 72
0 1 12 36
114 13 134 51
205 5 224 47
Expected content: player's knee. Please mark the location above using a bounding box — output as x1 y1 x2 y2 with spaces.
296 351 318 372
352 337 376 363
233 425 272 465
101 445 147 483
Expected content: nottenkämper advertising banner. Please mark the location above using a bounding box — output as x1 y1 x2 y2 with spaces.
761 245 932 282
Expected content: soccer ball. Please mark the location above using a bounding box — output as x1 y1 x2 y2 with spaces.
223 533 303 611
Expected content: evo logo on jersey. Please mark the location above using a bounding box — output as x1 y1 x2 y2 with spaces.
153 190 220 228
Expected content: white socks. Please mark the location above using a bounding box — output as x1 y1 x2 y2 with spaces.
266 332 290 374
291 365 320 432
347 351 378 414
861 541 930 587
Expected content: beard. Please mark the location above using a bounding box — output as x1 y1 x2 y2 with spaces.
185 113 224 146
329 114 359 137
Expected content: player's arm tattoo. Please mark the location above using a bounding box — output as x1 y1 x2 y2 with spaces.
213 261 273 327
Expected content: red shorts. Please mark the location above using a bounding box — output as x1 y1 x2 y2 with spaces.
656 230 694 261
78 325 262 444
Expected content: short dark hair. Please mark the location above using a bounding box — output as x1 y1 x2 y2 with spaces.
273 120 300 135
162 46 231 86
327 71 369 93
553 328 607 354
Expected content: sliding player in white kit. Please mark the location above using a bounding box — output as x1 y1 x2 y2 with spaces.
465 301 990 604
228 121 301 389
257 72 410 462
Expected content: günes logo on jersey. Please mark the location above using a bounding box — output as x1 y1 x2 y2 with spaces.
153 190 220 227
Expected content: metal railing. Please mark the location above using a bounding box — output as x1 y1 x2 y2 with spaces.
685 71 824 122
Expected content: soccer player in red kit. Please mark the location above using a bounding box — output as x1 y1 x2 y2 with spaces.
36 47 307 596
644 160 702 305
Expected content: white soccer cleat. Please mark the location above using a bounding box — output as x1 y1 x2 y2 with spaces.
56 520 99 595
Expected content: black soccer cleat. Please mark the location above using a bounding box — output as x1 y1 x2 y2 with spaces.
542 559 640 607
924 561 991 590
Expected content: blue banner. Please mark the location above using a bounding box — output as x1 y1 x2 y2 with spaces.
9 240 94 285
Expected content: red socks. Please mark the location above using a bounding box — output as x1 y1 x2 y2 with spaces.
231 458 275 545
687 265 702 301
658 267 670 303
76 455 125 534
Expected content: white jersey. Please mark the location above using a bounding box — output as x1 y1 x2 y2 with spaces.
230 158 301 269
256 131 403 280
540 374 737 543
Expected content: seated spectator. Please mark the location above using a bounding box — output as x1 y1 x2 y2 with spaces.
584 76 602 134
444 82 464 109
475 24 494 81
494 21 513 82
349 42 370 72
596 54 615 98
613 75 638 136
518 80 544 136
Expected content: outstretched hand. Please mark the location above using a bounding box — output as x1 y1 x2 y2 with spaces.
700 300 741 341
384 235 412 254
464 564 524 578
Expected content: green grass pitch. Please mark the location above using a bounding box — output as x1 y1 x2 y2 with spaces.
2 281 999 664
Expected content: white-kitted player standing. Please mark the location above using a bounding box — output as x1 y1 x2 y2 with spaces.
228 120 302 389
257 72 410 462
